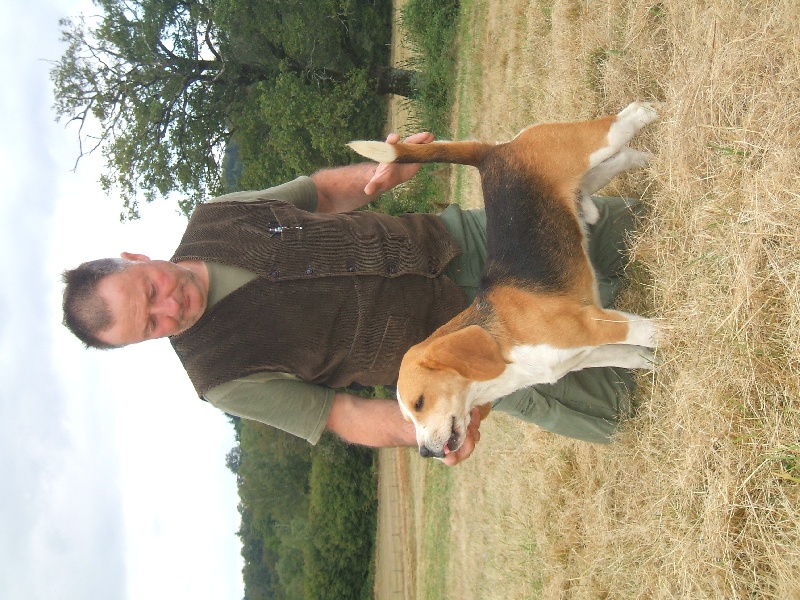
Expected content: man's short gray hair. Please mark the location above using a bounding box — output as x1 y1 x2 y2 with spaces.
61 257 131 349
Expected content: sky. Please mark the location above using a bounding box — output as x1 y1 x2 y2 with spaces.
0 1 244 598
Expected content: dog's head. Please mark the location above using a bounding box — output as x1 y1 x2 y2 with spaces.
397 325 507 458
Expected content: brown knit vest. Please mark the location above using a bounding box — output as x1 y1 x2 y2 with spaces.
169 200 467 395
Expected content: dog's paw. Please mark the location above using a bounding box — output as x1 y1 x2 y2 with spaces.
621 315 660 348
641 321 660 348
580 195 601 225
630 347 658 370
617 102 660 129
626 148 655 169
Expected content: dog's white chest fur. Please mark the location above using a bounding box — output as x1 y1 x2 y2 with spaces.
467 344 592 406
466 340 656 410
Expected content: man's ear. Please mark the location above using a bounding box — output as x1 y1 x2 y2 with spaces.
420 325 507 381
120 252 150 262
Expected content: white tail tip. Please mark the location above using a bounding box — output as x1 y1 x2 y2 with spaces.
347 141 398 163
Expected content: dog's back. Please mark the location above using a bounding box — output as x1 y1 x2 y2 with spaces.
349 136 591 296
477 147 588 294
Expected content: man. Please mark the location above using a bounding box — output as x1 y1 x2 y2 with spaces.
62 133 642 466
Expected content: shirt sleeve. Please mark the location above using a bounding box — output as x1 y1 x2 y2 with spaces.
207 176 319 212
204 371 335 445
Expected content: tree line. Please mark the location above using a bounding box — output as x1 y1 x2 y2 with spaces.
227 416 377 600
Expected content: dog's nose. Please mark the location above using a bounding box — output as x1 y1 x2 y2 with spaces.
419 445 441 459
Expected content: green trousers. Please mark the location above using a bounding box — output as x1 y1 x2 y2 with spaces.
439 197 643 443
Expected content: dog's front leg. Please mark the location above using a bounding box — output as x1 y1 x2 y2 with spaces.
580 307 660 353
573 344 656 371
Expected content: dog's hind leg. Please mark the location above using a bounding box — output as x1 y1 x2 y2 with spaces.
582 147 652 197
579 147 653 224
588 102 659 168
506 103 658 205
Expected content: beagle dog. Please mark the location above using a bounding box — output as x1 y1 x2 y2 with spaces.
348 102 660 457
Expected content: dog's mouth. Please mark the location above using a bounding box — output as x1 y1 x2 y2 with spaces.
445 416 463 453
418 416 464 459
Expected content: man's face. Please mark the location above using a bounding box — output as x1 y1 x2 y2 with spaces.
94 257 208 346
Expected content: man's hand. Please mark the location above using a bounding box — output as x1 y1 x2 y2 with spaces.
441 407 485 467
363 131 434 196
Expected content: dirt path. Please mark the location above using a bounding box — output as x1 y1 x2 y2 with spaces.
373 3 417 597
374 449 413 600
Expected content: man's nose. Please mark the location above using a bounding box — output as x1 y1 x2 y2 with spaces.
152 294 180 318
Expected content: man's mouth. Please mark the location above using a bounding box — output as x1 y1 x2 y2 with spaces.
180 288 188 322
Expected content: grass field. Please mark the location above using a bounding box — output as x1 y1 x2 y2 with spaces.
378 0 800 598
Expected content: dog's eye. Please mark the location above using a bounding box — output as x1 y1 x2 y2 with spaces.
414 395 425 412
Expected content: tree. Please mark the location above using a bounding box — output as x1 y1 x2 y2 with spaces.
304 439 376 600
51 0 233 218
237 422 313 524
50 0 410 218
214 0 409 95
225 444 242 474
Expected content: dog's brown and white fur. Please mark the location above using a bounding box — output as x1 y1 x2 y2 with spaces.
348 102 660 457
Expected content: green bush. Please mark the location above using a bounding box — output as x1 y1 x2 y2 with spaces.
305 438 377 600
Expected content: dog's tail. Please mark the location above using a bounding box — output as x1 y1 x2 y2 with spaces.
347 140 495 167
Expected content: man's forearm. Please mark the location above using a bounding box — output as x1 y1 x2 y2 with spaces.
325 393 417 447
311 164 382 213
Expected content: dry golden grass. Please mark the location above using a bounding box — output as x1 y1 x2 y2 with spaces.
379 0 800 598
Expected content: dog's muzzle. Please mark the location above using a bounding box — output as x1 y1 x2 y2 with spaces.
418 445 444 459
418 416 462 459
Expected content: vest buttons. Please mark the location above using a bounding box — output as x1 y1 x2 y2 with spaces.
305 264 314 275
270 268 279 278
346 259 356 272
427 258 439 274
387 261 398 274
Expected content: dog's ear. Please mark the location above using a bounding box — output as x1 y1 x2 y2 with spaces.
420 325 507 381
